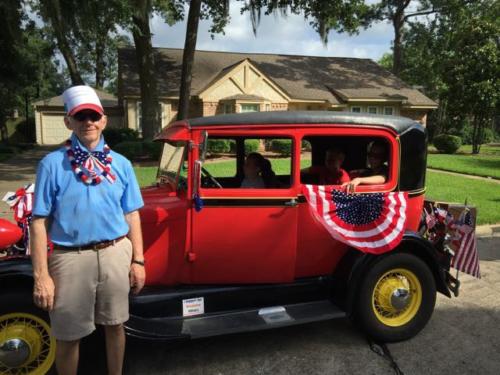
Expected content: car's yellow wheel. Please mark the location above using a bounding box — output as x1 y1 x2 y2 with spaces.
354 253 436 342
372 268 422 327
0 297 56 375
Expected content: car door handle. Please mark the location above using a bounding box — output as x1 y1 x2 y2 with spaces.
284 199 298 207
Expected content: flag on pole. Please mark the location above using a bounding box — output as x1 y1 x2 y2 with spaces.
451 209 480 278
302 185 408 254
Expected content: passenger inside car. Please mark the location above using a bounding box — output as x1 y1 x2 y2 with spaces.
240 152 279 188
343 140 388 193
302 147 350 185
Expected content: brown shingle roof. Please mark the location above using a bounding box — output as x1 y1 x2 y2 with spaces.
118 48 437 107
33 89 118 107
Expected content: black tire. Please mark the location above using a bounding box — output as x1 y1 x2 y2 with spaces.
353 252 436 342
0 290 56 374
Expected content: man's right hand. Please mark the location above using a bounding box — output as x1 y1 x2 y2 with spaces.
33 274 55 311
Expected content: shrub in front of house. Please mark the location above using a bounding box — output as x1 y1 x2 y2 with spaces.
270 139 292 156
114 141 143 161
433 134 462 154
104 128 140 148
143 141 163 160
245 140 260 154
207 139 231 154
229 140 237 153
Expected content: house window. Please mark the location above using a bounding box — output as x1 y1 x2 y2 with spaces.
351 106 361 113
368 106 378 114
241 104 260 113
384 107 394 115
137 101 165 135
265 104 271 111
136 101 142 136
160 102 171 128
224 103 234 114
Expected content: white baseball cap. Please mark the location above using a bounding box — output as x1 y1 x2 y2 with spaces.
62 85 104 116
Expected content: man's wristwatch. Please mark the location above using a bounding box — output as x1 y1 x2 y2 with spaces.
132 259 145 266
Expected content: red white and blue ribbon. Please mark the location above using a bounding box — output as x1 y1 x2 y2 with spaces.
302 185 408 254
66 139 116 185
2 183 35 254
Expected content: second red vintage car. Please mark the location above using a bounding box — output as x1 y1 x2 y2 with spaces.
0 112 461 374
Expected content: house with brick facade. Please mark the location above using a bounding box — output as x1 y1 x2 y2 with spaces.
118 48 437 134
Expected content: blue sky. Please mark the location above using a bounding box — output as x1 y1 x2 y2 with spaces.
150 1 395 62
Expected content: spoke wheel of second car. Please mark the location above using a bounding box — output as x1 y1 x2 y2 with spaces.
0 309 56 375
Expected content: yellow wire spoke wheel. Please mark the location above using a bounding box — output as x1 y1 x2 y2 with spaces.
372 268 422 327
0 313 56 375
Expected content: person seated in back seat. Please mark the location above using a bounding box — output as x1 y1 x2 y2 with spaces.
343 140 389 193
240 153 279 188
302 147 350 185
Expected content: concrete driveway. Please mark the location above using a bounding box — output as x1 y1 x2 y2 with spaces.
75 236 500 375
0 146 56 220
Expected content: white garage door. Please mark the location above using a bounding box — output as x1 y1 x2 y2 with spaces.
41 114 71 145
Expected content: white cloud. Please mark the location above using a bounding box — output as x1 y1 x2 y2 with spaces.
151 1 394 62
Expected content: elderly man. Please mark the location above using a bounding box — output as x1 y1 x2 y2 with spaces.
31 85 145 375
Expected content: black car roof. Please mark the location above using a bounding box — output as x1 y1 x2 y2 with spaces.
186 111 423 136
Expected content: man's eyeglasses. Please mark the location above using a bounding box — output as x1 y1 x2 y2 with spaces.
72 111 102 122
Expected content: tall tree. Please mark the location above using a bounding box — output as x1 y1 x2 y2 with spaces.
70 1 131 89
438 1 499 153
0 1 65 141
242 0 370 44
177 0 229 120
369 0 472 76
33 0 131 88
381 0 499 152
177 0 202 121
129 0 164 139
36 0 84 85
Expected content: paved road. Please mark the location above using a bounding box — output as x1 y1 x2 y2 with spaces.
0 146 56 220
75 236 500 375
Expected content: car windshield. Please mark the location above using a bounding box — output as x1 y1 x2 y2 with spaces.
157 142 187 187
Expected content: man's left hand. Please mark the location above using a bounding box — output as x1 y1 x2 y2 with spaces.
129 264 146 294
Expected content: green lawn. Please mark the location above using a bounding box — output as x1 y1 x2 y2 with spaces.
427 144 500 179
134 163 500 225
426 171 500 225
134 166 157 187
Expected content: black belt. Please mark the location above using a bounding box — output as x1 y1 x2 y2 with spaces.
53 236 126 251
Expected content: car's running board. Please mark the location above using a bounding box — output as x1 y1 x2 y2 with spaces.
125 300 345 341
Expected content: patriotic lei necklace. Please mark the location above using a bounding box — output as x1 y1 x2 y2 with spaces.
65 139 116 185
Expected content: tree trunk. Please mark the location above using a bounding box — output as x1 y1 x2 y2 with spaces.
391 1 410 77
95 38 106 89
42 0 84 85
177 0 202 121
131 0 160 140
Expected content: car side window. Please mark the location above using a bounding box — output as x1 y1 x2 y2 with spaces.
202 137 238 188
300 136 391 187
241 138 292 189
202 136 292 189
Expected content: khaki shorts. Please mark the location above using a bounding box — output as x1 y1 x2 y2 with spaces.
48 237 133 341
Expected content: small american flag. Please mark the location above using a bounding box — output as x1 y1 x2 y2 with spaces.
424 208 437 230
302 185 408 254
451 209 480 278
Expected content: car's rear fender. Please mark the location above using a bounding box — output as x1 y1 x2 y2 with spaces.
332 231 452 316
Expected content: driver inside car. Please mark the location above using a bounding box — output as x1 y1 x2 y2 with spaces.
240 152 279 188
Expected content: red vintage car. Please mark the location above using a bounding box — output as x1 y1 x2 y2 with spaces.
0 112 459 374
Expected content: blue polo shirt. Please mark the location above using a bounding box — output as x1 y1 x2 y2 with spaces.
33 134 144 246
